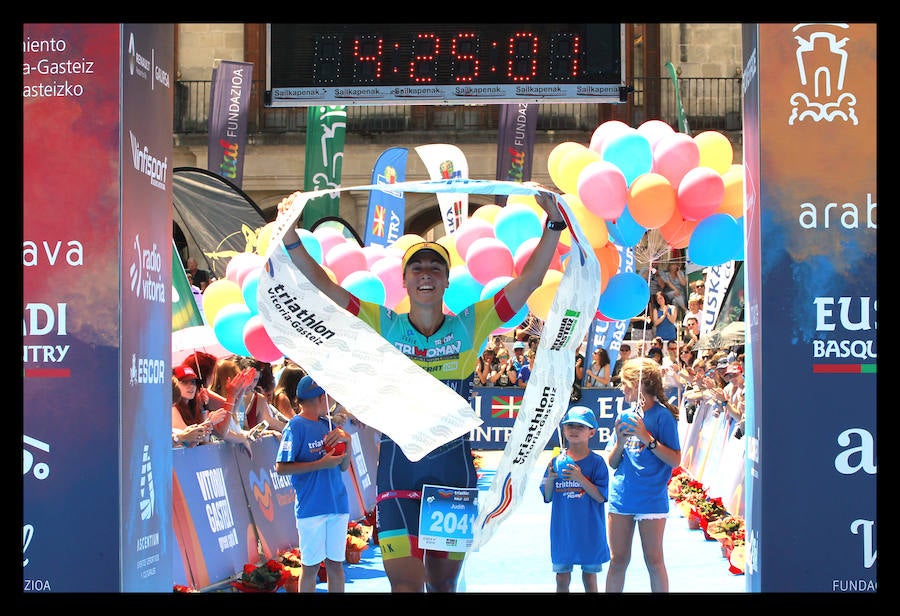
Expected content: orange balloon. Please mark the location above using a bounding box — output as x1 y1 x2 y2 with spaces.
717 164 744 219
659 209 699 249
527 269 564 320
593 242 621 294
627 172 676 229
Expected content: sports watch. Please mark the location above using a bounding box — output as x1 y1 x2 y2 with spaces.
647 437 659 450
546 219 567 231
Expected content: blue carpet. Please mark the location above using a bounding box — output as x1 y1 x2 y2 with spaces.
328 450 747 594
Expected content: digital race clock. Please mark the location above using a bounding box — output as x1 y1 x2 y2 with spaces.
266 23 624 106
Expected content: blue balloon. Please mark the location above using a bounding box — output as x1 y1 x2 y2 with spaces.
445 266 484 315
241 269 260 315
213 303 252 356
607 206 647 248
733 216 745 261
494 206 543 255
282 228 323 263
342 270 386 305
688 214 742 266
602 132 653 186
597 272 650 321
480 276 528 328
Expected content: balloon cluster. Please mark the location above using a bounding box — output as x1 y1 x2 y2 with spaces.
201 121 744 362
546 119 745 321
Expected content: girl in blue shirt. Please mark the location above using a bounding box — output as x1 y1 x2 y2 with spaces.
604 357 681 592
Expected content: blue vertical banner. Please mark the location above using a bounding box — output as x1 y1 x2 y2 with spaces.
743 23 876 592
363 147 408 247
207 60 253 188
584 244 635 376
494 103 538 206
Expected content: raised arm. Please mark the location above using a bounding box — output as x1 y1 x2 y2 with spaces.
277 192 352 309
502 187 566 311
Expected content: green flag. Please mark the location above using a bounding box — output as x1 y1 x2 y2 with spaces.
665 61 690 134
302 105 347 229
172 240 205 330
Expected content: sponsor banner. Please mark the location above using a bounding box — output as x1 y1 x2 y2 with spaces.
231 435 298 560
172 442 256 589
494 103 538 206
363 147 408 247
698 260 736 336
415 144 469 235
302 105 347 227
207 60 253 187
744 23 876 591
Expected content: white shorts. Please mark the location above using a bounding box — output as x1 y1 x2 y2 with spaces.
610 512 669 521
296 512 350 566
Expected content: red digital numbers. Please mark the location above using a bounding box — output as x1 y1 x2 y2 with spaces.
451 32 479 83
408 33 439 83
506 32 538 82
353 34 383 84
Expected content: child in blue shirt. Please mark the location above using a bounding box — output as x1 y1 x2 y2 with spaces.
540 406 610 592
276 375 351 593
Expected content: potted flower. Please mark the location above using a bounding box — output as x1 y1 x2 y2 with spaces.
231 558 292 592
346 520 371 564
278 548 303 592
694 496 728 539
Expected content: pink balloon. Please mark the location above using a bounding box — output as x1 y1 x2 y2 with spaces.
324 241 367 284
637 119 676 150
452 217 496 261
242 315 283 363
314 227 349 258
371 255 406 309
226 252 265 286
361 243 387 268
652 132 701 188
577 160 628 221
588 120 633 156
513 237 562 275
465 237 514 284
677 166 726 221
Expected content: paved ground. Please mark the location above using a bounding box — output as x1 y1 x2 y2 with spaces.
327 450 747 594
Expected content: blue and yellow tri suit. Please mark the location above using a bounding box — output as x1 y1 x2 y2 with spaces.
346 290 517 560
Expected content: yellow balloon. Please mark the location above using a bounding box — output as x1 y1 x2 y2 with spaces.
527 269 564 320
390 233 426 256
694 130 734 175
547 142 587 191
255 221 277 256
562 193 608 250
202 279 244 326
393 294 411 313
555 147 602 195
322 264 338 284
718 164 744 218
471 203 502 224
436 234 464 269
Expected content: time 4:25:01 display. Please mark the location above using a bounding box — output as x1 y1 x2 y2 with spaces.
269 24 622 88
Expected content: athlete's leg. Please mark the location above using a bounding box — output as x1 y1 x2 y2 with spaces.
424 551 464 592
383 555 426 592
